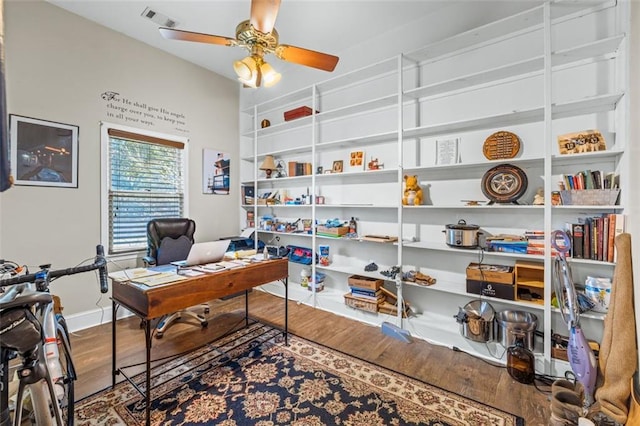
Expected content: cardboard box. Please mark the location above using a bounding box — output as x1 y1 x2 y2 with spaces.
465 263 514 285
348 275 383 290
317 226 349 236
284 106 316 121
466 279 515 301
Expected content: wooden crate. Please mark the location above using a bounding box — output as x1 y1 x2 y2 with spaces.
344 293 380 313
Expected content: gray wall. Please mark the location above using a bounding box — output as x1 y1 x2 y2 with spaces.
1 0 239 326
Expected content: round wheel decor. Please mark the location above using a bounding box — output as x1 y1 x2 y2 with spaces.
481 164 528 204
483 131 521 160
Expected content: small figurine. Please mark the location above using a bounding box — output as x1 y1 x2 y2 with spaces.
402 175 423 206
533 187 545 205
368 158 382 170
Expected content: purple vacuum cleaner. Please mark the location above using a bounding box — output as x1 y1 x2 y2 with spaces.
552 230 598 407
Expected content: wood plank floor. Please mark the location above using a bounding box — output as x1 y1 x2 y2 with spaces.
70 291 550 424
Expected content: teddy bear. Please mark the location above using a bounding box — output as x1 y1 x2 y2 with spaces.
402 175 423 205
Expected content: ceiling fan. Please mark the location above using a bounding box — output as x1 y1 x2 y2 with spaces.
159 0 340 88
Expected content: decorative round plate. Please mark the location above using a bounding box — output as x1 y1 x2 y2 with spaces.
483 131 521 160
481 164 528 204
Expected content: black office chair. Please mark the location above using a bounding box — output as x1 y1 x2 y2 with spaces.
143 218 208 338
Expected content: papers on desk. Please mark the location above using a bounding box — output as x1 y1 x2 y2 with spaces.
108 268 160 282
130 272 188 286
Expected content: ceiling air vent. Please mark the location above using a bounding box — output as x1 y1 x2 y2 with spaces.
141 7 178 28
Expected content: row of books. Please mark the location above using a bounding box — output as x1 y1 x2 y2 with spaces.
560 170 618 190
567 213 625 262
288 161 313 177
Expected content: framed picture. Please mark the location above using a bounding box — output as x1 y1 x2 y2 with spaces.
203 149 230 194
349 150 365 171
332 160 343 173
557 130 606 155
10 115 79 187
435 138 460 165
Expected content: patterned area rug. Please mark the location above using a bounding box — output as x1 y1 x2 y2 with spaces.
76 323 523 425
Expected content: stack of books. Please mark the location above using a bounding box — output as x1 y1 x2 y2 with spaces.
349 285 385 302
486 234 528 254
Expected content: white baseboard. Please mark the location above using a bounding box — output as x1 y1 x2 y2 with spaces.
65 306 134 333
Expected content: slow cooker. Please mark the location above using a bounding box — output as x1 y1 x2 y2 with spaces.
444 219 481 248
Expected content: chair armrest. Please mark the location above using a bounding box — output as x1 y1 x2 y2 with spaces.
142 256 156 267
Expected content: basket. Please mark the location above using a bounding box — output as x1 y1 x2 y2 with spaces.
560 189 620 206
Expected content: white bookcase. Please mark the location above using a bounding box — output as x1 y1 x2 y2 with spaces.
239 0 629 375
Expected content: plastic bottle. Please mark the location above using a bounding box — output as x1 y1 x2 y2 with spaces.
300 268 310 287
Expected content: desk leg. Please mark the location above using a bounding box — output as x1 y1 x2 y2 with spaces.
144 319 151 426
285 277 288 346
111 301 117 388
245 289 249 327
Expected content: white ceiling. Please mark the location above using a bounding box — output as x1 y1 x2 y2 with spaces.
46 0 459 83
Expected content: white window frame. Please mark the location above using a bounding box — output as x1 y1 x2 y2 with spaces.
100 122 189 259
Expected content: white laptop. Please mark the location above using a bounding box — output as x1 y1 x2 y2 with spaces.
171 239 231 267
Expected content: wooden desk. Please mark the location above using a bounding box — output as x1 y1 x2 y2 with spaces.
110 258 288 426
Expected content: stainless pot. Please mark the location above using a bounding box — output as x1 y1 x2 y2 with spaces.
496 310 538 351
444 220 481 248
455 300 495 343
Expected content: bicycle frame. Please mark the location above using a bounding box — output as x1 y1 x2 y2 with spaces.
0 245 107 426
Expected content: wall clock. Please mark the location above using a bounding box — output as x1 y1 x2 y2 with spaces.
481 164 528 204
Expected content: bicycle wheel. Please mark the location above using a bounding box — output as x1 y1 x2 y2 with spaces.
54 314 75 426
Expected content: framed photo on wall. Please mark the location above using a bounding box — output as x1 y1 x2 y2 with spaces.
203 148 230 194
10 115 79 188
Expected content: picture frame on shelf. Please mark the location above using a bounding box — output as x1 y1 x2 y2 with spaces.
435 137 460 165
349 150 365 171
557 130 606 155
9 114 79 188
332 160 343 173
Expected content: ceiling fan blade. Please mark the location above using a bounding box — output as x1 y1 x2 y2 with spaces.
275 45 339 72
250 0 281 34
159 27 236 47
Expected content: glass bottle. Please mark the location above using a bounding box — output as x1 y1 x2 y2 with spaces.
507 336 535 384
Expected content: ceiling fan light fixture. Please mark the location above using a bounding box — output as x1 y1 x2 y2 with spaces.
233 56 256 81
260 61 281 87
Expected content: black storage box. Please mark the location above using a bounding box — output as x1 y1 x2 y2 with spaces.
466 279 515 301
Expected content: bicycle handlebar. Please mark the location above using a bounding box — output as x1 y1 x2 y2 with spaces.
0 245 109 293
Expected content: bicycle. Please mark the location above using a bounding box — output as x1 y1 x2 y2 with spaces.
0 245 108 426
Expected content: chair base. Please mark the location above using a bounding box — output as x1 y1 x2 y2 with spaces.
155 306 208 339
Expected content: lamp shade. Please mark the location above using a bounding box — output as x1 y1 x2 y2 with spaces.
260 62 281 88
259 155 277 171
233 56 256 81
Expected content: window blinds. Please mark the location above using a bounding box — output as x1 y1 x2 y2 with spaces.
108 134 184 254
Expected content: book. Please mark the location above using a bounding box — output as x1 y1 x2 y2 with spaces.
584 217 592 259
613 214 625 262
571 223 584 259
607 214 616 263
350 288 384 301
601 214 609 262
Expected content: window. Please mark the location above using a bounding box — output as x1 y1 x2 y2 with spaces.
101 123 188 255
